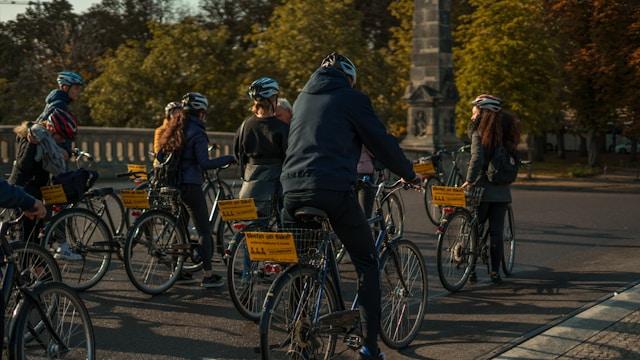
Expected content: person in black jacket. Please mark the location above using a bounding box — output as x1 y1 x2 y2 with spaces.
157 92 235 289
0 179 46 220
234 77 289 218
280 52 420 360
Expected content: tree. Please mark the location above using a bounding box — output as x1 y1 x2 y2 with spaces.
454 0 562 161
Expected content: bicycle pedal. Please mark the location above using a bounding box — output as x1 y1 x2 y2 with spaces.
317 310 360 329
343 333 363 350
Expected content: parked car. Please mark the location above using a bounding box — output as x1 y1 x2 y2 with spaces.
615 142 640 154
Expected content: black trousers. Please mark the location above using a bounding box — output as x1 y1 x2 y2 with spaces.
477 202 509 273
180 184 213 271
283 189 381 352
357 173 376 219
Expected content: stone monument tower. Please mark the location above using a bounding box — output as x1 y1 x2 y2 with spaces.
401 0 459 152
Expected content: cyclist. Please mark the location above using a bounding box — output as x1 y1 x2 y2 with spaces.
462 94 520 284
154 101 182 155
234 77 289 218
9 109 79 259
280 52 419 360
275 98 293 124
0 179 46 220
156 92 235 289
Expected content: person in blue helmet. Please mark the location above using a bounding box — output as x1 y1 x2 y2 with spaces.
280 52 420 360
156 92 235 289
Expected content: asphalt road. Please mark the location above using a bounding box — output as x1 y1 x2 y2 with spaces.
75 188 640 359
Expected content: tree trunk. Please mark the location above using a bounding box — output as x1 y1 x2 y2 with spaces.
579 135 587 157
631 137 638 163
556 129 566 159
532 134 546 162
527 134 535 163
586 130 599 167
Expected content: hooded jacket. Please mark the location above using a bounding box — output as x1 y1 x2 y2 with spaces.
281 67 415 193
0 179 36 211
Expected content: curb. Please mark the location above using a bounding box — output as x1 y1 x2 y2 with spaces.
512 183 640 194
483 279 640 359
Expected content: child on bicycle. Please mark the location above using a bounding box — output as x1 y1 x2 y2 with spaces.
234 77 289 219
462 94 520 284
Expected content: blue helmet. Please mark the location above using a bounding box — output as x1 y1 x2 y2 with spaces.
181 92 208 111
57 71 85 86
248 77 279 100
321 52 357 85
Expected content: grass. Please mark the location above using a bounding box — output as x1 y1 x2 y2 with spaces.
523 152 640 178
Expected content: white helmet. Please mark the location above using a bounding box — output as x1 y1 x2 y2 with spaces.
321 52 357 85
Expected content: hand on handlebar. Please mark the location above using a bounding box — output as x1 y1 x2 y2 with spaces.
24 199 46 220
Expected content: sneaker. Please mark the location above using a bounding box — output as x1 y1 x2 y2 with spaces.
468 271 477 284
54 243 82 261
490 271 503 284
201 274 225 289
359 346 385 360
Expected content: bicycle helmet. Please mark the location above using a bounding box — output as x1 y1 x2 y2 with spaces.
181 92 208 111
248 77 279 100
56 71 85 86
46 108 78 140
321 52 357 85
164 101 182 117
472 94 502 112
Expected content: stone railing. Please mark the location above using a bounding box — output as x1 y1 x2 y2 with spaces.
0 126 236 179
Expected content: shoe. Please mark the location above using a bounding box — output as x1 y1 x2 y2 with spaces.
468 271 477 284
359 346 385 360
490 271 502 284
54 243 82 261
201 274 225 289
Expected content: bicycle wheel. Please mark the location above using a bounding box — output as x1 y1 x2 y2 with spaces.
0 208 23 241
502 205 516 276
424 177 443 226
42 208 112 291
4 241 62 339
380 192 404 238
260 265 338 360
379 239 428 349
436 209 476 292
10 282 95 360
77 193 127 237
124 210 185 295
227 233 277 321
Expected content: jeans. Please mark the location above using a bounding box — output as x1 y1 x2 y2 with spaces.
477 201 509 273
283 189 381 353
180 184 213 271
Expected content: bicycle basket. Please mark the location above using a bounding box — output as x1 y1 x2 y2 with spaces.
464 187 485 209
269 227 330 265
148 186 180 210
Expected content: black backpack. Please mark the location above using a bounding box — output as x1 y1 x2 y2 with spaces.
486 145 519 185
153 150 182 188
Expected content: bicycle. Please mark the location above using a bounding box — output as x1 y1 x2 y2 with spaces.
435 186 516 292
0 215 95 359
423 145 471 225
259 180 428 359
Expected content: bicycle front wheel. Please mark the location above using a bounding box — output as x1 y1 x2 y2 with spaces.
502 205 516 276
124 210 186 295
436 209 476 292
10 282 95 360
379 239 428 349
381 192 404 238
43 208 113 291
259 265 338 360
227 233 277 321
423 177 443 226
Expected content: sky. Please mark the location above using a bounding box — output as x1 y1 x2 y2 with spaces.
0 0 199 22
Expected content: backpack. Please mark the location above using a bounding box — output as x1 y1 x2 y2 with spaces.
153 150 182 188
486 145 519 185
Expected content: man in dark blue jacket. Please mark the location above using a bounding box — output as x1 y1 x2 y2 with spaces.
0 179 46 220
281 52 419 360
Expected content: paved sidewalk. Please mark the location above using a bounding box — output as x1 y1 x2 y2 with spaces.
496 282 640 359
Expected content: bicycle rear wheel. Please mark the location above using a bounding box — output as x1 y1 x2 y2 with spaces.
436 209 476 292
259 265 338 360
227 233 278 321
43 208 112 291
379 239 428 349
502 205 516 276
77 192 127 237
424 177 443 226
124 210 185 295
10 282 95 360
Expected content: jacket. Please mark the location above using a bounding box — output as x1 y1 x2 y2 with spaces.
466 131 512 202
180 115 235 185
281 67 415 193
0 179 36 211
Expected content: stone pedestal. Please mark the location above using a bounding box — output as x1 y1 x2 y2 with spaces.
401 0 461 154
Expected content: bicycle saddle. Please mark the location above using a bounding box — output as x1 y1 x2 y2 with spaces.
294 207 328 222
84 187 114 197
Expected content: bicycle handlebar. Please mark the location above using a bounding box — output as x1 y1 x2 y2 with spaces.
73 148 94 162
116 171 148 179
